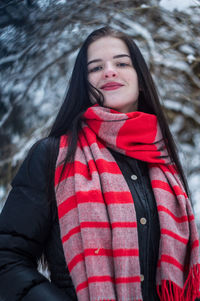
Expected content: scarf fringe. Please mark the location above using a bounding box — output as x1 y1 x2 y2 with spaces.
157 264 200 301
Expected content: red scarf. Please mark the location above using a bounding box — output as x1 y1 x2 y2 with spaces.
54 104 200 301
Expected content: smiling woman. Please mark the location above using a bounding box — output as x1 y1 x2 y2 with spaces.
87 36 139 113
0 27 199 301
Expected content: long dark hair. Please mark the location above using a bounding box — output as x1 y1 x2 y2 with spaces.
48 26 189 196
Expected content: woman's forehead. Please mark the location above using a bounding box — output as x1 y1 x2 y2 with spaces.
87 36 130 61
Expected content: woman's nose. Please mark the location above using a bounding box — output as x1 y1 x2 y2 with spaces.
104 65 117 78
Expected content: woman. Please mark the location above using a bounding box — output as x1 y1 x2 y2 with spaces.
0 26 199 301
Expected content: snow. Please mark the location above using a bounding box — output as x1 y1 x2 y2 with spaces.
33 89 45 106
0 25 16 42
37 0 50 10
12 134 21 144
187 54 196 63
189 174 200 214
0 187 5 202
169 115 184 133
57 0 67 4
0 106 12 128
179 45 195 55
164 99 200 124
140 4 150 8
159 0 197 12
0 187 6 212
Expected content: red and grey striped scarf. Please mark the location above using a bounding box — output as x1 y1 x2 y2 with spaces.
54 104 200 301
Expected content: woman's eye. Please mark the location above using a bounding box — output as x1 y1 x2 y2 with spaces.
117 62 130 67
88 66 103 73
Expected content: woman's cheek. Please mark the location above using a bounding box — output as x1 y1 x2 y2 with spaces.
89 73 100 89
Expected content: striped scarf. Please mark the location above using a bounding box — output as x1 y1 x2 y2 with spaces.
54 104 200 301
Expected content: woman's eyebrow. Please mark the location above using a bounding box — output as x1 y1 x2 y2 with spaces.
87 54 130 66
87 59 102 66
113 54 130 59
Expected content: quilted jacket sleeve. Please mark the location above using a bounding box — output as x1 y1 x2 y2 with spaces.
0 139 69 301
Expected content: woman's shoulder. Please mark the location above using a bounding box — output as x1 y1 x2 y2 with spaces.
12 136 60 190
28 136 59 159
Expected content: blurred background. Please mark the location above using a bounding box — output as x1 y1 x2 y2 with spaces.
0 0 200 228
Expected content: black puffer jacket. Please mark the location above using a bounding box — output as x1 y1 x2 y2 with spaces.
0 138 161 301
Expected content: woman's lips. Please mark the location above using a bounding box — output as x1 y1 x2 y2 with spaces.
100 82 123 91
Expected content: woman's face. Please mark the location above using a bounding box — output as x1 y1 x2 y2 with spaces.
87 36 139 113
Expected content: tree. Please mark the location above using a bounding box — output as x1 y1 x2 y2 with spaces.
0 0 200 224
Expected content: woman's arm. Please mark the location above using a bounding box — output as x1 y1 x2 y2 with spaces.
0 139 69 300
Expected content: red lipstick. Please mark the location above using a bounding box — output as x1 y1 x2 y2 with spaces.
100 82 123 91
